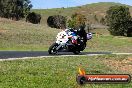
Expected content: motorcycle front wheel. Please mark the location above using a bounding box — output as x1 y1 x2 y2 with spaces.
48 43 58 54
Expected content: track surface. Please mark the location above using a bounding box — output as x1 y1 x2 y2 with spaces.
0 51 112 59
0 51 131 60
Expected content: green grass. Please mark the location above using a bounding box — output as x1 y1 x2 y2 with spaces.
85 34 132 53
0 18 132 52
0 2 132 88
0 18 59 51
0 55 132 88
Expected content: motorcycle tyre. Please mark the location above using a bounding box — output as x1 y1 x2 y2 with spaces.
48 43 58 54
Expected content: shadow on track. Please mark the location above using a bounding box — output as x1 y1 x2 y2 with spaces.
0 51 112 59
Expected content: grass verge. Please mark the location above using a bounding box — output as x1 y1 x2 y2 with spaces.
0 55 132 88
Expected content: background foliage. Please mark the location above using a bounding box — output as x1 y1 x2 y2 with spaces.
67 13 87 29
0 0 32 20
106 5 132 36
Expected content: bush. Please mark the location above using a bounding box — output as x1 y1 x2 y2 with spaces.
106 5 132 36
67 13 86 29
47 15 67 29
26 12 41 24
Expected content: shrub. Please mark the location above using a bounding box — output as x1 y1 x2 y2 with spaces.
67 13 86 29
47 15 67 29
26 12 41 24
106 5 131 36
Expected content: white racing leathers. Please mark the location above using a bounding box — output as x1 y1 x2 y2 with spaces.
56 31 69 44
55 31 69 50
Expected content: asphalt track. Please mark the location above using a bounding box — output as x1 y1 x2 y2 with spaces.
0 51 131 61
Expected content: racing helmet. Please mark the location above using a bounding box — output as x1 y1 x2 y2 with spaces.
65 29 71 33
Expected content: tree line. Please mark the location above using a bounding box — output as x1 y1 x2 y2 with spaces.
0 1 131 36
47 5 132 37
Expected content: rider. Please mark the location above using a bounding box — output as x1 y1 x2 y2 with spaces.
57 24 78 45
56 26 69 44
65 28 78 44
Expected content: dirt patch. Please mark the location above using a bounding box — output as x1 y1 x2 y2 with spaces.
104 57 132 74
0 29 7 34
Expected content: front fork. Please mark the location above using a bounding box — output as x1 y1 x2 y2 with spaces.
56 44 62 51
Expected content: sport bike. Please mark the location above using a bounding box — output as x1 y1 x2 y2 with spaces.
48 29 92 54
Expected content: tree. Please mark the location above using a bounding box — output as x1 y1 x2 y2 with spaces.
67 13 86 29
106 5 131 36
126 20 132 37
47 15 67 29
0 0 32 20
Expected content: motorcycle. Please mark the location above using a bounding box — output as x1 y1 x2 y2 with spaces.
48 29 92 54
